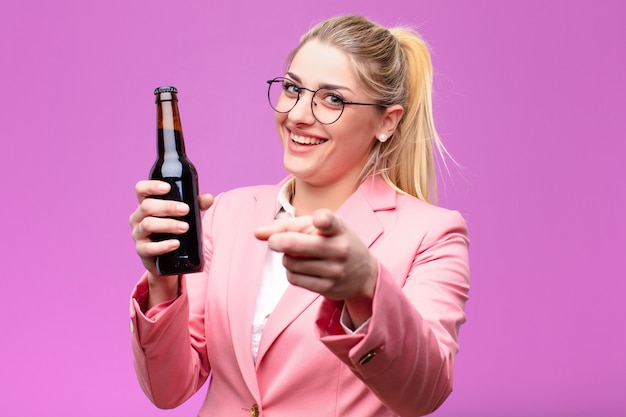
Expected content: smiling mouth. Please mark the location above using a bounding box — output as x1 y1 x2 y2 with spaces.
290 132 327 145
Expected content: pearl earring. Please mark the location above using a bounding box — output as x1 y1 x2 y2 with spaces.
378 133 388 143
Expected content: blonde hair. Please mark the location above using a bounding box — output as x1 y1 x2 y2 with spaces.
287 15 448 203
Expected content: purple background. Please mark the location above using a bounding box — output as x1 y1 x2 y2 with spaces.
1 1 624 416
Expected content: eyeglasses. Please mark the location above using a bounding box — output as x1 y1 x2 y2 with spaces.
267 77 384 125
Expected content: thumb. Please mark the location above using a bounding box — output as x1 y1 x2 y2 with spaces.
312 209 342 236
199 193 214 211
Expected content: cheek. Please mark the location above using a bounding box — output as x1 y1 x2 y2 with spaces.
274 111 285 126
336 121 376 152
274 113 290 148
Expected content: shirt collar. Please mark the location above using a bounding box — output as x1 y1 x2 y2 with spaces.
276 177 296 217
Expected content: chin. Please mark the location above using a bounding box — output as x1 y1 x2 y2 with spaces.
283 160 312 181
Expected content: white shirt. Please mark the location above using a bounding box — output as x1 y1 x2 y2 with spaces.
250 180 295 361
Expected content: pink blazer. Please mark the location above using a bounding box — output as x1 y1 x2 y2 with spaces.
130 175 470 417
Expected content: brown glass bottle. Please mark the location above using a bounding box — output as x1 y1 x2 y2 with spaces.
149 86 204 275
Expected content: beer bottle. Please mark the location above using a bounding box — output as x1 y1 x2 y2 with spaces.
149 86 204 275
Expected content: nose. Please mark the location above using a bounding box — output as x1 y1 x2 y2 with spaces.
287 90 317 125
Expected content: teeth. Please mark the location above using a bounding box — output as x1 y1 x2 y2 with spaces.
290 133 325 145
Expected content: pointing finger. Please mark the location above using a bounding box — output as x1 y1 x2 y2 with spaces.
254 216 314 241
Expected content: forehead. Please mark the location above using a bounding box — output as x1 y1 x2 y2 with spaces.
288 40 357 88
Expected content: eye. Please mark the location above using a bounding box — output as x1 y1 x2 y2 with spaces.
319 90 344 109
281 80 301 97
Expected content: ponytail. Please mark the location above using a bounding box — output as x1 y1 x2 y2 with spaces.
386 28 441 203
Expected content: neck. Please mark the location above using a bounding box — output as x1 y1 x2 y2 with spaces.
291 176 360 216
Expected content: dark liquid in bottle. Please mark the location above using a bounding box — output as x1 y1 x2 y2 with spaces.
150 128 204 275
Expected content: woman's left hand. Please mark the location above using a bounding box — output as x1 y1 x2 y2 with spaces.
255 209 378 326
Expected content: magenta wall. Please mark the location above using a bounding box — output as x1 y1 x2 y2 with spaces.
2 1 624 415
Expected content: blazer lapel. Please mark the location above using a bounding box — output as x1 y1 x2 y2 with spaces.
255 281 320 366
335 175 395 248
226 183 285 399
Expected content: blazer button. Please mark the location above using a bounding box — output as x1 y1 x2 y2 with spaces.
250 403 259 417
359 350 377 365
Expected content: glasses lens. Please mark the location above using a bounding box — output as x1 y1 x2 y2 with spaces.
267 79 345 124
268 78 297 113
312 89 344 124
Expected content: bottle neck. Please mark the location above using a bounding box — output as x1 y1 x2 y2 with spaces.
157 128 186 157
156 98 186 157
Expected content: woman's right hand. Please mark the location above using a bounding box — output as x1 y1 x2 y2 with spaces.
129 180 213 306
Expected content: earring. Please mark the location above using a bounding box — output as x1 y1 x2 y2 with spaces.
377 133 388 143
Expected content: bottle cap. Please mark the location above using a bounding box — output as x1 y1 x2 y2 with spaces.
154 86 178 95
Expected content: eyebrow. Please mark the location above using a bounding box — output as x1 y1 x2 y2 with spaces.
286 72 355 93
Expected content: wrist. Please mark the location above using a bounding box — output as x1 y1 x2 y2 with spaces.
344 294 373 329
344 254 378 327
147 272 181 310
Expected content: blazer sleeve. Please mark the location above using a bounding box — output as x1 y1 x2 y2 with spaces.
129 196 220 409
130 275 210 409
316 209 470 417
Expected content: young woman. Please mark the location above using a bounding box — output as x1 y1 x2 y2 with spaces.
129 15 470 417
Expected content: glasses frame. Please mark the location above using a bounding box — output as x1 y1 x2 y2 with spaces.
267 77 385 125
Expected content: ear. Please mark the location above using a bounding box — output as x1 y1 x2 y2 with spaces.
377 104 404 138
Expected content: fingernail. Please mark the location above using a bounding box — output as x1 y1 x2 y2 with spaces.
157 182 170 191
176 203 188 214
